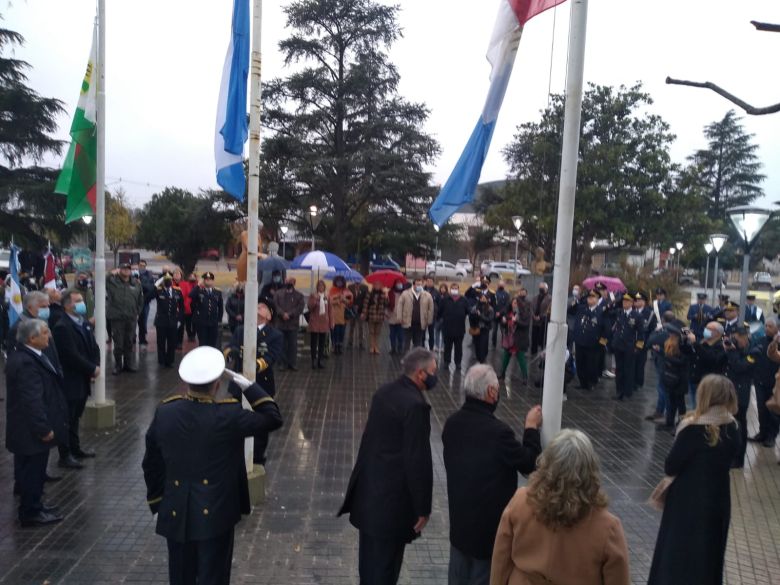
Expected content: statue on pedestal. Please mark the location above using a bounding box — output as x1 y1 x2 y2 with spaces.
532 247 551 276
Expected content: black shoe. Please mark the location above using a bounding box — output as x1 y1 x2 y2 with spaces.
612 395 624 401
112 366 122 375
58 455 84 469
748 433 766 443
762 437 776 448
124 365 138 373
44 473 63 483
41 503 59 514
73 449 96 459
19 511 63 527
289 366 298 372
139 341 148 346
317 361 325 369
312 361 317 370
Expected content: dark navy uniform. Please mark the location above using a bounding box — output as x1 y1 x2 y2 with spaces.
635 298 656 388
611 299 645 399
154 283 184 367
752 334 780 445
224 324 283 465
190 285 224 348
744 300 764 325
687 300 713 339
142 383 282 585
570 294 604 390
725 336 759 468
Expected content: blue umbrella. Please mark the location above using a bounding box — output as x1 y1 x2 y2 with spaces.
290 251 350 271
324 268 363 282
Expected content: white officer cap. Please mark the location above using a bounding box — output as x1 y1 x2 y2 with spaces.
178 346 225 385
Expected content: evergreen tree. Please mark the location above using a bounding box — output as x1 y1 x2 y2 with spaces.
260 0 439 263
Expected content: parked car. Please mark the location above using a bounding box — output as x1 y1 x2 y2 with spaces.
426 260 466 279
753 271 773 290
455 259 473 275
369 255 401 272
200 248 221 261
482 261 530 281
679 269 696 285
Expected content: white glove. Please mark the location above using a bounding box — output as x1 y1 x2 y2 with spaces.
224 369 253 390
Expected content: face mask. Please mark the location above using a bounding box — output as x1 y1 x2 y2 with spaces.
37 307 50 321
703 329 713 340
286 283 294 290
539 289 545 295
75 301 87 316
415 285 423 293
572 289 579 297
450 289 459 297
395 284 403 291
498 286 504 291
77 279 88 288
272 276 281 284
423 372 438 390
188 278 196 283
519 294 527 300
132 270 139 277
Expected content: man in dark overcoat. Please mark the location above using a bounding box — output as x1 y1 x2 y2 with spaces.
439 284 470 370
142 346 282 585
338 348 437 585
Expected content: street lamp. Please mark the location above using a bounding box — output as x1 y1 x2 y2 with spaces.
82 215 93 225
280 224 289 259
433 224 440 279
703 242 713 300
308 205 320 251
668 247 676 273
709 233 728 305
727 206 773 322
512 216 523 284
675 241 683 283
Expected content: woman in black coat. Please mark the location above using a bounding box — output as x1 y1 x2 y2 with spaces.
513 288 531 354
648 374 740 585
472 294 494 363
661 325 692 429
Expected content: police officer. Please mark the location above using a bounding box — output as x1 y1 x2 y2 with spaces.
570 289 604 391
595 282 616 379
722 301 740 336
744 294 765 326
725 324 760 468
653 288 672 316
224 299 283 466
634 291 655 389
154 271 184 368
611 292 644 400
142 346 282 585
189 272 224 348
687 292 713 340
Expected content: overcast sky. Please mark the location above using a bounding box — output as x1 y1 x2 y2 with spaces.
7 0 780 212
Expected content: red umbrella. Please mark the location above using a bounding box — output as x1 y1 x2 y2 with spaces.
366 270 407 289
582 275 626 293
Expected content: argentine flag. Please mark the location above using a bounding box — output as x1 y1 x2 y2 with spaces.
7 244 23 328
429 0 568 228
215 0 250 201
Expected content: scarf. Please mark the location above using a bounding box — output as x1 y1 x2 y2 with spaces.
318 293 326 316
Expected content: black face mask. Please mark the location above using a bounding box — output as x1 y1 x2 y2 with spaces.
77 279 88 288
423 372 438 390
286 283 294 290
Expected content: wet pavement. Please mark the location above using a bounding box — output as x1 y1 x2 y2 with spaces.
1 330 779 584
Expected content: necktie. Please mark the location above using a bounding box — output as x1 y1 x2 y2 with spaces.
40 352 55 373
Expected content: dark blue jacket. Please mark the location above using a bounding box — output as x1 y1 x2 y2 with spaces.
571 303 604 348
52 315 100 402
189 286 224 326
225 324 283 397
142 383 282 543
611 309 645 353
687 303 713 338
753 335 780 388
154 285 184 328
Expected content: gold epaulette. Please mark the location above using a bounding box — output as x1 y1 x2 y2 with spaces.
161 395 183 404
217 398 239 404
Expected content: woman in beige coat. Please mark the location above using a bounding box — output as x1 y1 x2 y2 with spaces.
308 280 333 369
491 429 630 585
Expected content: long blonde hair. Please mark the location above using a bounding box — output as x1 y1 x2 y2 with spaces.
684 374 738 446
527 429 608 529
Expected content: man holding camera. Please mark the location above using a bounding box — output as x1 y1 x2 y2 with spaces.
725 324 761 469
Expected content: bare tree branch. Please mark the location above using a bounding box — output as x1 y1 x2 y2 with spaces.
665 77 780 116
751 20 780 33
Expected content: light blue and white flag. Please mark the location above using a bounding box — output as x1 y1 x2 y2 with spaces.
215 0 250 201
7 244 23 327
429 0 567 228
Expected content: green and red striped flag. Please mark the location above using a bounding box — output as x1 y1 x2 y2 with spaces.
55 25 97 223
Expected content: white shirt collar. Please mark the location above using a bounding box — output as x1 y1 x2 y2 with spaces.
257 323 266 332
24 344 42 356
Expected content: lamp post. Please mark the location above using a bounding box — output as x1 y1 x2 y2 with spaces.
433 224 440 279
668 247 676 270
512 216 523 284
727 206 773 323
704 242 713 300
709 233 728 306
308 205 320 251
83 215 93 225
675 241 683 283
280 224 288 259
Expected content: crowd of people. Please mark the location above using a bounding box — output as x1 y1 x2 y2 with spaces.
3 259 778 585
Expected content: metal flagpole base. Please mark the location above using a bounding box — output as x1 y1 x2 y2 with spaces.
247 464 266 505
83 400 116 429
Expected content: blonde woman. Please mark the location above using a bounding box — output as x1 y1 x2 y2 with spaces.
648 374 739 585
491 429 629 585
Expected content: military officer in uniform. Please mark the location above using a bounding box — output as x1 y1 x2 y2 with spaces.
744 294 765 326
722 301 740 336
611 292 645 400
142 346 283 585
224 299 283 466
711 293 730 323
633 291 655 389
724 324 759 468
570 289 604 391
154 272 184 368
687 292 713 340
189 272 224 348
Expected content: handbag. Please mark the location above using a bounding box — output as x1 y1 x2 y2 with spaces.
469 326 481 336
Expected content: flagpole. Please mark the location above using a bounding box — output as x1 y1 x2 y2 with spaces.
540 0 588 446
86 0 115 428
241 0 262 488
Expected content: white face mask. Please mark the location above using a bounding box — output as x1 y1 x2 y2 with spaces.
450 289 459 296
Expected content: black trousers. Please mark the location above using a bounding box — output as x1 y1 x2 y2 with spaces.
281 328 298 368
310 332 327 363
167 529 235 585
443 334 464 366
575 343 599 389
157 324 178 366
403 325 425 351
16 450 49 520
474 330 489 363
665 386 687 427
58 396 88 458
196 324 219 348
614 349 637 398
635 348 649 387
755 382 780 439
427 323 436 350
531 323 546 354
734 385 750 467
138 302 151 343
358 531 406 585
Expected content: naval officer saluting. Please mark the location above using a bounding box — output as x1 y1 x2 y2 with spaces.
142 346 283 585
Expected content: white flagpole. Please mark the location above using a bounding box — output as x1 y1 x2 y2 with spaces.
241 0 263 470
540 0 588 446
